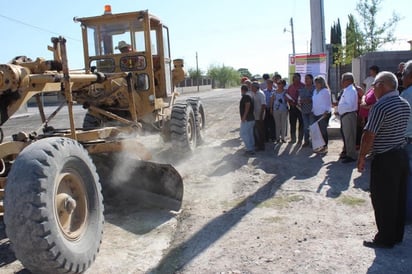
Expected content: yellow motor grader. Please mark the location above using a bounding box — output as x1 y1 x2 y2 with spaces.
0 5 205 274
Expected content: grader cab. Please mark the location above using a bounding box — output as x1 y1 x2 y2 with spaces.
0 5 205 274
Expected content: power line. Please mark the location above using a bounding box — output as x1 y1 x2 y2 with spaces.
0 13 81 42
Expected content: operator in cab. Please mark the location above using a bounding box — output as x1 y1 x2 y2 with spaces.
116 41 132 53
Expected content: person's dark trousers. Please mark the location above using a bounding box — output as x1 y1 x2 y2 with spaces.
264 108 276 141
288 106 303 142
356 116 364 148
340 125 346 155
370 148 408 245
314 113 331 146
341 112 357 160
254 120 265 150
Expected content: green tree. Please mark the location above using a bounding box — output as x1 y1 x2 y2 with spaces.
237 68 252 79
330 19 342 64
334 0 401 65
345 14 364 62
207 64 240 88
187 67 203 79
356 0 401 52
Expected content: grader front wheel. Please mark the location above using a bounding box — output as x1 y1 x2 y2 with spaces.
170 102 197 153
4 137 104 274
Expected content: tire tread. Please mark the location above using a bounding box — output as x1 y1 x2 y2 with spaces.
4 137 104 274
170 102 196 152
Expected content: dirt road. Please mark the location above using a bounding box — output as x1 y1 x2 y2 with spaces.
1 88 411 273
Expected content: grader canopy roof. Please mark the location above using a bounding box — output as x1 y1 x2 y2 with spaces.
75 9 164 57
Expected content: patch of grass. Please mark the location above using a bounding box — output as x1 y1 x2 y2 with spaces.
263 216 283 223
339 195 366 206
221 194 305 210
221 197 247 209
257 194 304 209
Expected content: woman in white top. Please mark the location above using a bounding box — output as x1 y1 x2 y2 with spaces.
312 75 332 153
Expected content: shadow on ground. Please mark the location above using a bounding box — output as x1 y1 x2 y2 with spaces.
367 225 412 273
147 139 328 273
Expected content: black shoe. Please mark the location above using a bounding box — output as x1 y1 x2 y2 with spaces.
289 139 296 144
302 142 310 147
339 152 347 159
342 157 356 163
363 240 394 249
317 146 328 154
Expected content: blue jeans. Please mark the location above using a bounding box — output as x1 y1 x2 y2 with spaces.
405 143 412 222
240 120 255 151
302 112 314 143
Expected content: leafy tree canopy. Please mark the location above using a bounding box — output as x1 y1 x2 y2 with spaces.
207 64 240 88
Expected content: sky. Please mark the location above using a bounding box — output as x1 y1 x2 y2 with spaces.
0 0 410 77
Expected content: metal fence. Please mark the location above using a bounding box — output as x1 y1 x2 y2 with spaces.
176 77 212 87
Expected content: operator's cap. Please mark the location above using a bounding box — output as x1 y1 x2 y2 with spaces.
116 40 130 50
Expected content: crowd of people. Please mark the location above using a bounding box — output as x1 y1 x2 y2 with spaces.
238 60 412 249
239 72 335 157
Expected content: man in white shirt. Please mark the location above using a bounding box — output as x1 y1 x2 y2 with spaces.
338 72 359 163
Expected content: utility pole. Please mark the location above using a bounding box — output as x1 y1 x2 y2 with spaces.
310 0 326 54
284 18 296 56
290 17 296 56
196 51 199 92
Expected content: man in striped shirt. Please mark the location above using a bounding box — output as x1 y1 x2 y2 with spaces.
358 71 411 249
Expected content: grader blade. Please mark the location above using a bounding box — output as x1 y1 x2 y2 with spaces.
128 160 184 211
92 154 183 211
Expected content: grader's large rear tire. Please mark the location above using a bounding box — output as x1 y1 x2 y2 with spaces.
187 97 206 145
4 137 104 274
170 102 197 153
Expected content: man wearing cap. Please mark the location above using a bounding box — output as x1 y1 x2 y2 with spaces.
251 81 266 151
116 40 132 53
